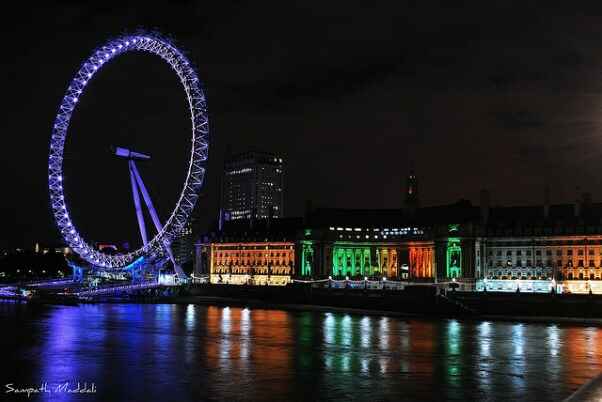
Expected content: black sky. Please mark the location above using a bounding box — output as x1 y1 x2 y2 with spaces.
4 1 602 248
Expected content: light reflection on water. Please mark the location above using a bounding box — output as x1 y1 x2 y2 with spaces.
2 304 602 401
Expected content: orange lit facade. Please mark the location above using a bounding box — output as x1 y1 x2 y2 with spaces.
409 245 435 278
209 242 295 286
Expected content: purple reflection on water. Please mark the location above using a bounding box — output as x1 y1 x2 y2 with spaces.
2 304 602 401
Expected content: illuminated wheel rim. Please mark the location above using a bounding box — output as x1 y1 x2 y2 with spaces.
48 33 209 268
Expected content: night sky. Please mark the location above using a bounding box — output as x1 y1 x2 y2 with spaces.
4 2 602 249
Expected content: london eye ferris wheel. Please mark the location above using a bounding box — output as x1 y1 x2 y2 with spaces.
48 32 209 272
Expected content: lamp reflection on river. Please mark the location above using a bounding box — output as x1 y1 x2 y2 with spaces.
186 304 195 330
547 324 559 357
221 307 231 362
341 314 352 347
445 320 462 391
512 323 524 356
510 323 526 392
240 308 251 360
379 317 390 374
479 321 491 357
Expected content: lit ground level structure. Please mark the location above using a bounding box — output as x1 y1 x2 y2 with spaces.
195 197 602 294
195 203 480 286
195 218 299 286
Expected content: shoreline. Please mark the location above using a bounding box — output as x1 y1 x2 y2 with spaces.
73 295 602 326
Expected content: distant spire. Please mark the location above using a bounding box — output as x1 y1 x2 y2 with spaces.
404 166 419 213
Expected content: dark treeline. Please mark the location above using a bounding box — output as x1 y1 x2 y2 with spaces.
0 250 69 282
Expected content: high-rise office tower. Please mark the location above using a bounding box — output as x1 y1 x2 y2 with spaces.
221 151 284 220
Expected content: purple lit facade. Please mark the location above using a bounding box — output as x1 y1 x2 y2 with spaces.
48 33 209 269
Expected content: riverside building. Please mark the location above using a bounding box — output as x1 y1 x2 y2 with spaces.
197 170 602 294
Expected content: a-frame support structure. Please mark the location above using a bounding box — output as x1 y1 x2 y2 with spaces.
116 147 186 278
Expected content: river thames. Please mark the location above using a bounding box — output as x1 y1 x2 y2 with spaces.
2 303 601 401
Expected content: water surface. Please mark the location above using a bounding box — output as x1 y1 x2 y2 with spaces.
2 303 601 401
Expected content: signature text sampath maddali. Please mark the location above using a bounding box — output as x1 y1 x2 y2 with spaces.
5 381 97 397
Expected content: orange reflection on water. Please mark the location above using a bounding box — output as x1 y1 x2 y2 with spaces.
563 326 602 388
406 320 436 377
204 306 293 394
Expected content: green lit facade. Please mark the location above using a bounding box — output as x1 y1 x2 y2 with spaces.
446 238 462 278
331 244 373 277
301 240 314 276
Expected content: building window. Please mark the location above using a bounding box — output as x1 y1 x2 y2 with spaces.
517 250 522 256
589 260 595 267
578 260 584 267
536 250 541 256
557 250 562 256
557 259 562 267
546 250 552 256
497 250 502 257
567 250 573 256
589 249 595 256
526 250 531 256
506 251 512 256
578 249 584 256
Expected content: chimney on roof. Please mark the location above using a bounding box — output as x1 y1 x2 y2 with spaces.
543 185 550 219
479 189 490 225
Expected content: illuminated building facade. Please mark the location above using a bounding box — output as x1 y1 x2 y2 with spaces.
209 242 295 285
298 205 480 281
197 187 602 292
301 227 435 279
195 218 300 286
478 194 602 293
222 151 284 220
